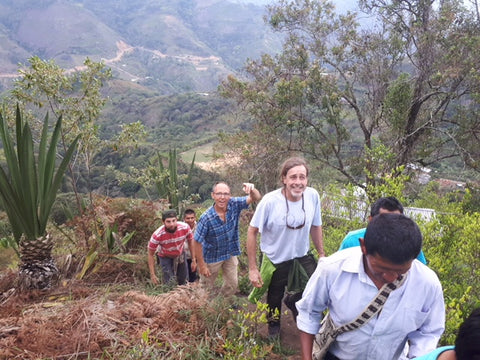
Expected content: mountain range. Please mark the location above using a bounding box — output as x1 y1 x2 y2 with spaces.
0 0 283 94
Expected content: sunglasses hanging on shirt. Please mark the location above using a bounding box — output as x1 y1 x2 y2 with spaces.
285 193 306 230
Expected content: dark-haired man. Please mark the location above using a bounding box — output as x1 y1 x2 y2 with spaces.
147 209 193 286
339 196 427 264
297 213 445 360
183 208 198 282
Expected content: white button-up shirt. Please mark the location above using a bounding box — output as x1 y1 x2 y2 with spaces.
296 247 445 360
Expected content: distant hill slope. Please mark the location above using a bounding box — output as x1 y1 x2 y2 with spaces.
0 0 282 94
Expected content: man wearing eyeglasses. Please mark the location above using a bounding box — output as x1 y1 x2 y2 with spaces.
247 156 325 338
194 181 261 296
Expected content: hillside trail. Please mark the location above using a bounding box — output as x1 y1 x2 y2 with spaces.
0 40 221 79
247 300 302 359
278 309 302 359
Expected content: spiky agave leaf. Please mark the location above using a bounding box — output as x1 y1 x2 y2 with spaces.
0 105 79 244
0 105 79 290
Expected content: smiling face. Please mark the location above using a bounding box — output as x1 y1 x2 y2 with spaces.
183 213 196 229
282 165 308 201
211 182 231 211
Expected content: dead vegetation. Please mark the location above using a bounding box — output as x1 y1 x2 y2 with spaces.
0 263 215 360
0 196 301 359
0 260 301 360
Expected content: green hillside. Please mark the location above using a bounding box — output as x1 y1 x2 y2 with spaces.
0 0 282 94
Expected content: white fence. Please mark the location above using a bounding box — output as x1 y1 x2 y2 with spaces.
404 207 436 222
322 196 436 222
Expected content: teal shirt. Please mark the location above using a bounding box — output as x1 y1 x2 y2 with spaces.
413 346 454 359
338 227 428 265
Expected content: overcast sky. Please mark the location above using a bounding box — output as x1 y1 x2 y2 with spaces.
232 0 357 13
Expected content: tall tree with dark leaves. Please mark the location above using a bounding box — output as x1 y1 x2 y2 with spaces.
220 0 480 196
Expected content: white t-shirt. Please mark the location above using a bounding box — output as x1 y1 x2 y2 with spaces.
249 187 322 264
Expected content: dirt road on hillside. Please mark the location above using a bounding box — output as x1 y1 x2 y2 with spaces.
0 40 222 79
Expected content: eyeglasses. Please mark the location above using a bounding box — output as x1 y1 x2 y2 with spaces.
285 194 306 230
214 192 231 197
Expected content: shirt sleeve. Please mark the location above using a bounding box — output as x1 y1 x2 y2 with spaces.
295 258 330 334
147 228 161 251
311 189 323 227
232 196 249 212
249 195 269 232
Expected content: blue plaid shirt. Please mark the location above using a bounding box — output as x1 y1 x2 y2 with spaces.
194 196 249 263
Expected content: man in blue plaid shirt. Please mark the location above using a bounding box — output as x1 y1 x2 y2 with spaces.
194 181 261 295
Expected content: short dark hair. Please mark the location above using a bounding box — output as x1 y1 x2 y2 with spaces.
162 209 177 221
370 196 404 217
280 157 309 181
455 307 480 360
364 213 422 264
184 208 195 216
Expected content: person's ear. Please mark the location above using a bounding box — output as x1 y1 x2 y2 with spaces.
359 238 367 255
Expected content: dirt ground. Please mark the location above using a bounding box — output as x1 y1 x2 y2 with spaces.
0 262 302 360
250 301 302 359
276 309 302 359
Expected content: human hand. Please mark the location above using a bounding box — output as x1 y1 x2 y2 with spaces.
191 259 197 272
249 269 264 288
243 183 255 194
150 274 159 285
199 262 211 277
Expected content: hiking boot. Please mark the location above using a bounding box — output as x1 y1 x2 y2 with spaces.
268 322 281 339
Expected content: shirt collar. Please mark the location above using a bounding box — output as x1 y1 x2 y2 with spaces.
340 247 371 284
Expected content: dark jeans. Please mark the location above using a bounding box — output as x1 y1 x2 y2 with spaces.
267 253 317 325
187 258 198 282
158 253 188 285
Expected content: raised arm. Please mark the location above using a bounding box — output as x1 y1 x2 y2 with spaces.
243 183 262 204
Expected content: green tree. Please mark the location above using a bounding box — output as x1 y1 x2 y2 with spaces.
6 56 147 210
220 0 480 195
213 124 289 194
420 207 480 344
0 106 78 289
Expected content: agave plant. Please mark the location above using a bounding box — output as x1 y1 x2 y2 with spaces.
0 105 78 289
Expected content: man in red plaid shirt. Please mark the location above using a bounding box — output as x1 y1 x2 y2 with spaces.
147 209 193 286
